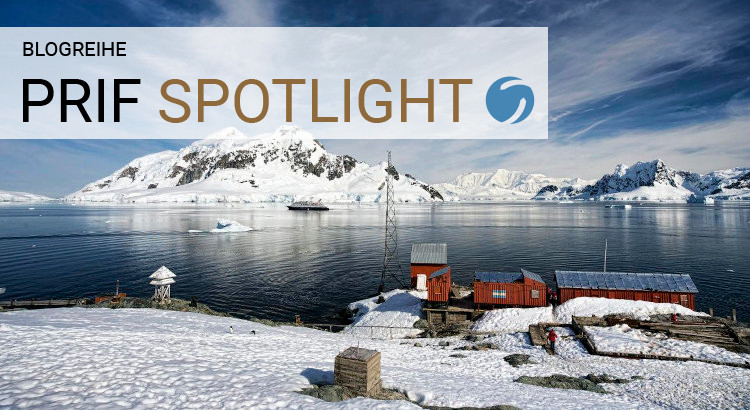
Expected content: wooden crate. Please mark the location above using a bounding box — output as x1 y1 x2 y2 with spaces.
334 347 381 395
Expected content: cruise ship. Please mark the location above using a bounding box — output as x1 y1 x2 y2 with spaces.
287 200 329 211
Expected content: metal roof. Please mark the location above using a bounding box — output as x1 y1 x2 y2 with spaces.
431 266 450 278
475 271 522 283
149 266 176 280
521 269 545 284
475 270 546 284
411 243 447 264
554 271 698 293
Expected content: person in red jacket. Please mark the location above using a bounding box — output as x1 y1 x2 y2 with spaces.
548 329 558 353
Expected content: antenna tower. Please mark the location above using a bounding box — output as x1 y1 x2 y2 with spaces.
603 239 608 272
379 151 405 293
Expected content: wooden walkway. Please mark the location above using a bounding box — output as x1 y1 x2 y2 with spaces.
0 299 88 308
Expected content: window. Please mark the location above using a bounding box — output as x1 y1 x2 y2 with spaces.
680 295 688 305
531 289 540 299
492 289 506 299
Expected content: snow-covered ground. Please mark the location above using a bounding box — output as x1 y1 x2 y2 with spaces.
469 298 707 333
344 289 425 339
554 297 707 324
0 190 53 202
472 306 556 333
585 324 750 365
1 308 749 409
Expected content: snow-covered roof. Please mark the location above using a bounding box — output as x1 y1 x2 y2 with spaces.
149 278 175 286
149 266 176 280
555 271 698 293
411 243 447 264
475 269 545 284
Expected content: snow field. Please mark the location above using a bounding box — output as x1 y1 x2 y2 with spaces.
1 308 749 409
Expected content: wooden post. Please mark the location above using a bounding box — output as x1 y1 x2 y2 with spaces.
731 309 737 322
708 307 713 316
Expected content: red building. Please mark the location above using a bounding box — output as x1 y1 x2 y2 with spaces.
426 266 451 305
473 269 548 308
410 243 447 288
554 271 698 310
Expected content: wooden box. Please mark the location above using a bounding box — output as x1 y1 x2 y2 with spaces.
334 347 381 395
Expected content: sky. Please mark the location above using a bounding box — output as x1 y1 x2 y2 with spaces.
1 0 749 197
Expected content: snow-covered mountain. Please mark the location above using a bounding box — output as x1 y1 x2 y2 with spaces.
436 160 749 202
0 190 52 202
67 126 446 203
434 169 592 201
533 160 750 201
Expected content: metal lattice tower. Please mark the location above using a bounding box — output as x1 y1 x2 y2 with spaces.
379 151 405 293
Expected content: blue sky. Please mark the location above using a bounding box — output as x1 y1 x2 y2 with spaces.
1 0 749 196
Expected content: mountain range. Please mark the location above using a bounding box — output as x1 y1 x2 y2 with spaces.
7 126 749 203
66 126 443 203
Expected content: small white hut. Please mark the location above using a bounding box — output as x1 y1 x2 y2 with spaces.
149 266 176 303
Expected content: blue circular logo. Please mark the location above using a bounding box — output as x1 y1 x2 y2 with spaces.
485 77 534 124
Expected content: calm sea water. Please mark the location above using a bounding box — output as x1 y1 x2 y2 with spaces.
0 202 748 322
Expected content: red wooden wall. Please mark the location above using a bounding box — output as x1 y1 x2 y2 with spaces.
411 264 448 288
557 288 695 310
473 280 547 307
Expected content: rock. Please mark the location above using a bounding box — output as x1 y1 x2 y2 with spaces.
414 342 423 347
631 375 644 380
300 385 356 402
299 384 409 402
450 353 467 358
504 354 536 367
477 342 498 350
413 319 429 330
465 334 485 342
585 374 631 384
438 341 452 347
515 374 608 394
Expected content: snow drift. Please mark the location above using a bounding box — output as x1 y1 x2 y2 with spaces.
554 297 706 324
472 307 556 333
344 289 426 339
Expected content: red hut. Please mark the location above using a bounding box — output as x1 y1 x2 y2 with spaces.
426 266 451 305
554 271 698 310
473 269 547 308
410 243 447 288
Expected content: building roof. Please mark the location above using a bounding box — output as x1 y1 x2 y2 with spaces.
475 271 521 283
149 266 176 280
554 271 698 293
410 243 447 264
149 278 175 286
430 266 450 279
337 346 379 361
475 269 545 284
521 269 545 284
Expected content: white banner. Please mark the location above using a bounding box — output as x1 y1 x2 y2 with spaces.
1 27 547 139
